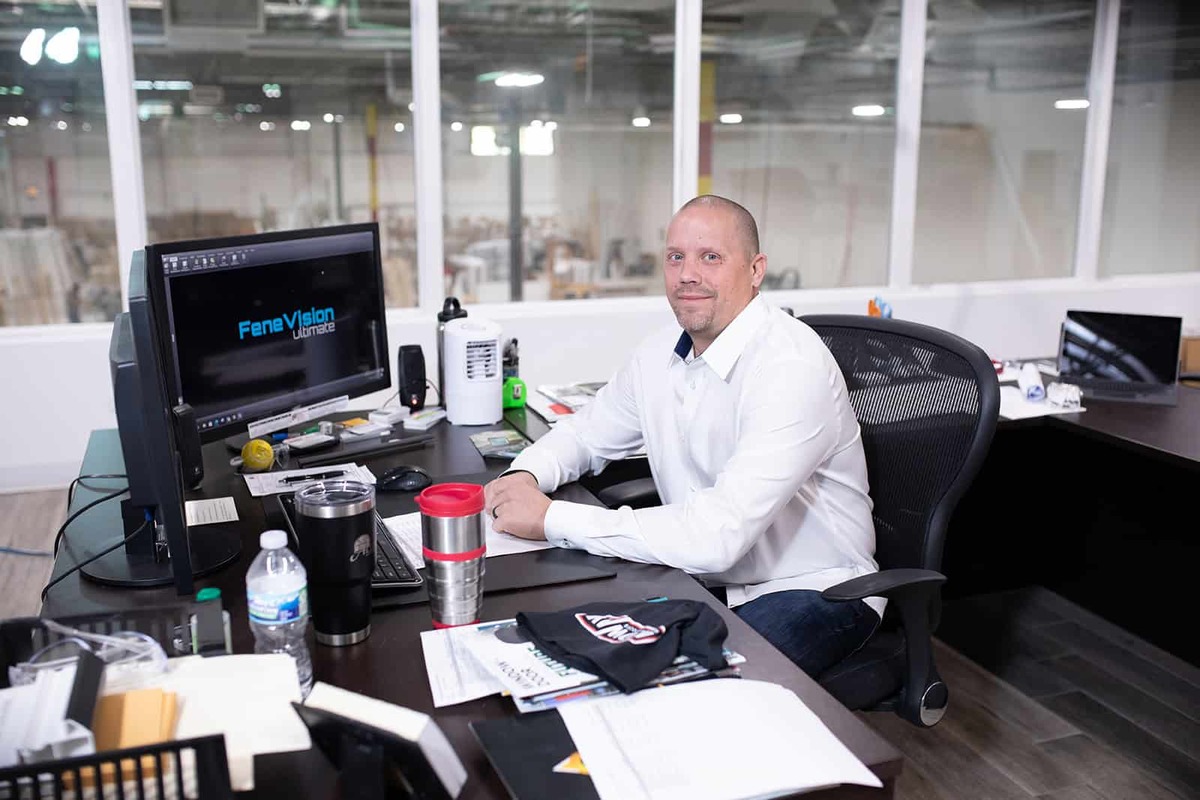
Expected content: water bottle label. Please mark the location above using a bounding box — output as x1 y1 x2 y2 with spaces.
248 586 309 624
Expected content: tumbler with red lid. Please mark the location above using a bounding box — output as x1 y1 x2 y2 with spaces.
415 483 486 628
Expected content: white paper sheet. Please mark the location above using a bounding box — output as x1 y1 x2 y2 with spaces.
381 511 554 569
999 385 1086 420
557 679 882 800
184 496 239 526
243 463 377 497
419 627 507 707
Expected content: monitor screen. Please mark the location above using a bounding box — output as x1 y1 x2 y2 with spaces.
1059 310 1182 385
147 223 390 442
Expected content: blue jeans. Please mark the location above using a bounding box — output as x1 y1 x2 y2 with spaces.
735 590 880 679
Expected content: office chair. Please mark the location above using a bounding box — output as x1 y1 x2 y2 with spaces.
593 314 999 727
801 314 999 727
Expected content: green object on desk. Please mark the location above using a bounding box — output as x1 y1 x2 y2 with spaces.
503 376 527 409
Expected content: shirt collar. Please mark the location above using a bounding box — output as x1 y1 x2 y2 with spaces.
668 294 770 380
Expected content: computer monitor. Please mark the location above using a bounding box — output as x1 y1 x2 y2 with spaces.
144 223 391 444
93 252 240 593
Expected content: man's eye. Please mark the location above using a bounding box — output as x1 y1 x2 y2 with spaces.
703 252 720 262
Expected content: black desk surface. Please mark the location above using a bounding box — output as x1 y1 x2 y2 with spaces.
44 418 901 799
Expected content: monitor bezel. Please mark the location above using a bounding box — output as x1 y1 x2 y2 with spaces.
144 222 392 444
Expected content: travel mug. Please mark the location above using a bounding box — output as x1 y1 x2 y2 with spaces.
415 483 486 628
294 480 376 646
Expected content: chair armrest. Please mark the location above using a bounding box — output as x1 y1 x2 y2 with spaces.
821 568 945 602
594 477 661 510
823 568 949 727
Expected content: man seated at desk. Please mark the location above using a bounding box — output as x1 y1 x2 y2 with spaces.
485 194 884 679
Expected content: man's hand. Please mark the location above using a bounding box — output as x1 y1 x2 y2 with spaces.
484 472 551 541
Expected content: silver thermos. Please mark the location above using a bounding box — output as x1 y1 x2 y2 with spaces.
436 297 468 408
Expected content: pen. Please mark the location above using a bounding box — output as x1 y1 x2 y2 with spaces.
282 470 346 483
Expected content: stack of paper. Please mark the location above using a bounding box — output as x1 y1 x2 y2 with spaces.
382 512 555 569
557 679 883 800
419 619 744 713
243 463 377 497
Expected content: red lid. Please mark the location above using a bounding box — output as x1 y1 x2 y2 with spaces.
415 483 485 517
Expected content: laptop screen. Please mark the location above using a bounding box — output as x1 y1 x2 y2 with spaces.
1058 310 1182 385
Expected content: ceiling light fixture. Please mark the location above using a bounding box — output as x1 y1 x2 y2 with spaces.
290 120 311 131
631 116 651 128
44 27 80 65
55 120 67 130
851 104 886 117
495 72 544 88
259 121 276 132
1054 98 1090 110
20 29 45 66
718 113 743 124
450 121 463 132
323 113 334 123
394 122 405 132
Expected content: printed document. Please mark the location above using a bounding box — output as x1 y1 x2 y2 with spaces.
419 627 506 708
243 463 376 497
557 679 882 800
381 512 554 569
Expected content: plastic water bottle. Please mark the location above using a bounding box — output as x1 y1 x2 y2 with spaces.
246 529 314 696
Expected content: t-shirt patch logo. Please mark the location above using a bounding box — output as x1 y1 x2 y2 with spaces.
574 613 666 645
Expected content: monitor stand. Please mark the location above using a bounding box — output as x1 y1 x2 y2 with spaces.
78 516 240 588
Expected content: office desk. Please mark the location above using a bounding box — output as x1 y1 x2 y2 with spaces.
946 385 1200 664
45 421 901 799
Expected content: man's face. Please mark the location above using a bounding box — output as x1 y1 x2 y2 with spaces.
664 205 765 354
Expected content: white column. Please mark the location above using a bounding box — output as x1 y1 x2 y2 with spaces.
412 0 445 311
886 0 928 289
672 0 702 211
97 0 147 306
1072 0 1120 281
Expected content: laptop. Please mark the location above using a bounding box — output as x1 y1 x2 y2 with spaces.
1056 310 1182 406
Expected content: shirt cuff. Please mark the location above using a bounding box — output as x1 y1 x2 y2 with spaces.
543 500 606 550
508 449 559 494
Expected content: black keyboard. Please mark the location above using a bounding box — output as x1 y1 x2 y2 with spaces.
275 494 423 591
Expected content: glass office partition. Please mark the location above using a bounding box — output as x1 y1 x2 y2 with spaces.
913 2 1093 284
1100 3 1200 277
0 3 120 326
440 1 673 304
705 2 897 290
129 2 418 308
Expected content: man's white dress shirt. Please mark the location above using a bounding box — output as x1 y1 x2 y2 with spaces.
510 294 883 618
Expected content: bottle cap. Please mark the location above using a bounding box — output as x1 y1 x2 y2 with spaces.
260 529 288 550
196 587 221 603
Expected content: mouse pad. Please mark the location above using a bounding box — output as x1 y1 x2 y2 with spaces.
371 471 617 609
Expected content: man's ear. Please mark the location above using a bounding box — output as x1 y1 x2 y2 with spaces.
750 253 767 290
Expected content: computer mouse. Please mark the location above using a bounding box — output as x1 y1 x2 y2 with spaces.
378 464 433 493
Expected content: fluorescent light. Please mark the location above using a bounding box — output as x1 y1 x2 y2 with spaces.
259 121 276 132
20 29 45 66
134 80 193 91
1054 98 1090 110
290 120 311 131
334 114 344 123
632 116 651 128
470 124 554 156
393 122 405 132
7 116 29 127
55 120 68 131
407 102 415 111
262 83 282 99
44 27 80 65
530 119 543 128
495 72 544 88
450 121 463 132
136 102 173 120
718 113 743 124
323 113 334 123
852 104 886 117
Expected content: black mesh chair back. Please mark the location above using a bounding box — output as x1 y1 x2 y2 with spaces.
802 314 999 725
803 316 999 575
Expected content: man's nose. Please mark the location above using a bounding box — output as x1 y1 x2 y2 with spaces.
678 256 701 283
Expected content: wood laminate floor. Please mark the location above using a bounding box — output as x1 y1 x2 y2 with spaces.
2 492 1196 799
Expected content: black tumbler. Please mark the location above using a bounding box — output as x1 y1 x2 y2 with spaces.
294 480 376 646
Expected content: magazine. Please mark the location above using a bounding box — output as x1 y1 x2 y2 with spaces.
536 382 605 412
468 429 530 460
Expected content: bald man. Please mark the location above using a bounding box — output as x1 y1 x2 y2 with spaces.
485 195 881 678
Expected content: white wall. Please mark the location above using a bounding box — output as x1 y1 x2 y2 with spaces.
2 273 1198 493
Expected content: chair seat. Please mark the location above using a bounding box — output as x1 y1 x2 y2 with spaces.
817 629 907 711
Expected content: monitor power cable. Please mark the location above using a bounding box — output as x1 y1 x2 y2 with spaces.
53 482 130 556
42 512 151 602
